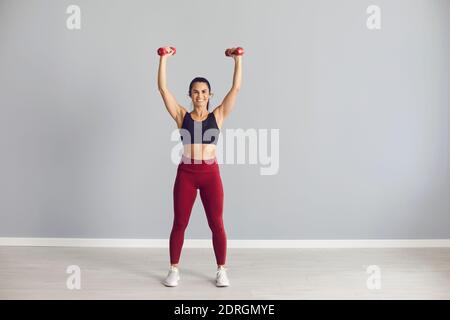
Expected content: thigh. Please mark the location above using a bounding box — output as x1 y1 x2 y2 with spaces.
173 170 198 220
198 171 224 216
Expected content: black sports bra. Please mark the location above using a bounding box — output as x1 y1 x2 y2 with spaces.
180 112 220 145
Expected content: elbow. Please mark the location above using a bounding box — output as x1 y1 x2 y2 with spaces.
158 87 167 94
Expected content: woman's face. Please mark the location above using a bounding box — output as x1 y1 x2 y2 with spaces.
190 82 210 108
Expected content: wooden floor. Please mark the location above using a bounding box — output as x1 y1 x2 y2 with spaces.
0 247 449 299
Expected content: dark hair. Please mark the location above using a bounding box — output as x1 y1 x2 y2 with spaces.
188 77 211 111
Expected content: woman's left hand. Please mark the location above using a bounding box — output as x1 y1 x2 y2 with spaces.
225 47 244 61
233 54 242 62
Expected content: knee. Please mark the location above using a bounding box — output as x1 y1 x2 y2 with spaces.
208 220 225 234
172 219 189 232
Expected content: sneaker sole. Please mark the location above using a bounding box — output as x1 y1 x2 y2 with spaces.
216 282 230 287
163 276 180 287
163 282 178 287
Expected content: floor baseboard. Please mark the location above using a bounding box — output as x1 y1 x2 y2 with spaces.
1 238 450 248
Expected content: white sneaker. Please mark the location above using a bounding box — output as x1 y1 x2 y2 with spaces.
163 266 180 287
215 267 230 287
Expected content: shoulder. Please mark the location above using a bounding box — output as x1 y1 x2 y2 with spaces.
179 105 188 117
212 106 224 129
176 106 188 128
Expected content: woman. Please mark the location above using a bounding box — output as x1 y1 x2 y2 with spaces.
157 46 242 287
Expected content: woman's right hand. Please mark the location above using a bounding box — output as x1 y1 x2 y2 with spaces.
158 46 176 57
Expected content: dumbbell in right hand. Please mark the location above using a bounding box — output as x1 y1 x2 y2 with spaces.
157 47 176 56
225 47 244 56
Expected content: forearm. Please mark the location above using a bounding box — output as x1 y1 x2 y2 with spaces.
231 57 242 90
157 56 168 91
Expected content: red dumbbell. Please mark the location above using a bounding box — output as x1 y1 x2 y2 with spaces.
157 47 176 56
225 47 244 56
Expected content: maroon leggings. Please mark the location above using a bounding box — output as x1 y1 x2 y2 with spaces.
170 155 227 265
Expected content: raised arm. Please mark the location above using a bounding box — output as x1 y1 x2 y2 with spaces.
157 47 185 124
215 51 243 121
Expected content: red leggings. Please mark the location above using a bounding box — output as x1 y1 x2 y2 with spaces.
170 155 227 265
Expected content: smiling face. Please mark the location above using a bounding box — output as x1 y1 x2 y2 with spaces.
190 82 211 109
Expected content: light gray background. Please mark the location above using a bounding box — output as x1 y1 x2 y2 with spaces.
0 0 448 239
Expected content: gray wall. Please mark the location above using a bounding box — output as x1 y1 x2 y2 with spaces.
0 0 449 239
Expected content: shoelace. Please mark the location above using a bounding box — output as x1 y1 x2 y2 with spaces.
169 267 179 274
168 268 179 278
216 269 227 280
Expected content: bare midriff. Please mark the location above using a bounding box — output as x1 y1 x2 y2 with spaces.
179 109 222 161
183 144 217 160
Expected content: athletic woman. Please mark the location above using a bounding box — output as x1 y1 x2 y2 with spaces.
157 46 242 287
